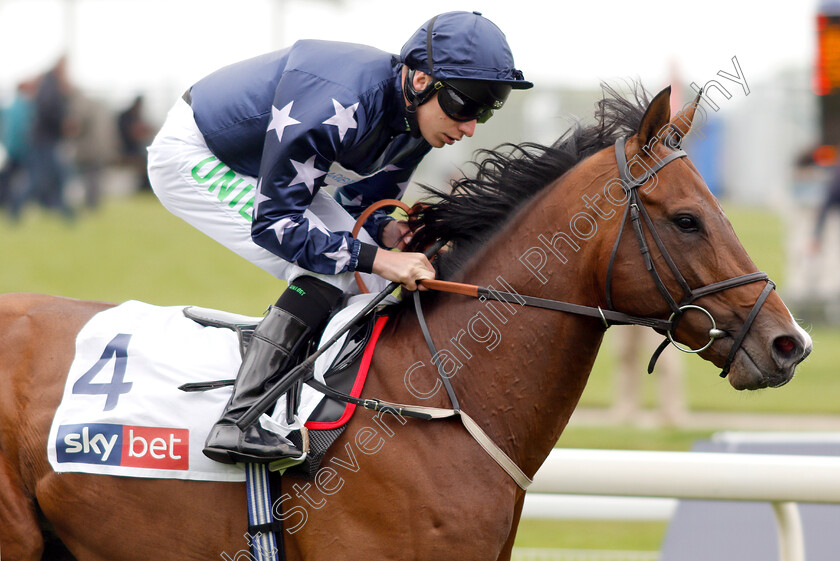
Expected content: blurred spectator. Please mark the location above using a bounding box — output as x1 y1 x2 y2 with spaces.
810 154 840 254
610 326 687 427
117 94 152 191
0 80 36 213
70 92 118 210
16 56 75 220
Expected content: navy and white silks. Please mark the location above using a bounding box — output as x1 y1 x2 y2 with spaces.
148 40 431 292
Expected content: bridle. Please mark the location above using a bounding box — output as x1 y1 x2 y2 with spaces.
386 134 778 488
411 135 776 378
606 136 775 376
234 135 779 490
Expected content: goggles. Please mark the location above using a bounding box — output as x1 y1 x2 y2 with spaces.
434 81 503 124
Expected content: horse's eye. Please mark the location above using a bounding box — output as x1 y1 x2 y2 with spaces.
674 214 700 232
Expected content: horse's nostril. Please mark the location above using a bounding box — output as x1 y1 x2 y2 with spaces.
773 336 798 359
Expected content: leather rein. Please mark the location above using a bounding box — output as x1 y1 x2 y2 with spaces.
297 137 777 490
402 137 775 379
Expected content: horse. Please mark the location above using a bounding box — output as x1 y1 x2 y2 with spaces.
0 84 811 561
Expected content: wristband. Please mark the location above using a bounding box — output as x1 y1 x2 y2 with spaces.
356 242 378 274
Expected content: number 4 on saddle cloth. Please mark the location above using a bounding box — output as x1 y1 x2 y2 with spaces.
46 295 393 482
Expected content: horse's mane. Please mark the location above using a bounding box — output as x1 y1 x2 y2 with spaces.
406 82 651 280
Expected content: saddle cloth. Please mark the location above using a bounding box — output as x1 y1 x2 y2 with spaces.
47 295 389 481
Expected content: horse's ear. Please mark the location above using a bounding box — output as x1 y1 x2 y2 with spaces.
636 86 672 146
669 88 703 137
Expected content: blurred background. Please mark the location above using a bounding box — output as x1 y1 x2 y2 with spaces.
2 1 840 559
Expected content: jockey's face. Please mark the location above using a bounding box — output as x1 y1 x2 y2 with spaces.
408 70 477 149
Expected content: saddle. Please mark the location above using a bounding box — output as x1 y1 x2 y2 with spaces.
181 305 389 477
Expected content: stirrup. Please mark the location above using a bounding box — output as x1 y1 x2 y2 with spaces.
268 426 309 474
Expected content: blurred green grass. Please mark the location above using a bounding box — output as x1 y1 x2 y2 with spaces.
723 205 786 285
0 193 281 315
515 520 668 550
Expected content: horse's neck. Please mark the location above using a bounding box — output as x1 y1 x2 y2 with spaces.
398 176 609 477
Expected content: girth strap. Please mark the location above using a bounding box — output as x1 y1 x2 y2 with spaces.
307 380 533 489
245 463 282 561
304 378 434 421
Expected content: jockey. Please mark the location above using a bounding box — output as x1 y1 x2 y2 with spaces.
147 10 532 465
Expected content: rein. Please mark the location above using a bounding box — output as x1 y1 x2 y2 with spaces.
239 138 777 490
350 198 411 294
393 136 777 488
415 137 774 378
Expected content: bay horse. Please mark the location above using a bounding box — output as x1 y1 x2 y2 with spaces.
0 85 811 561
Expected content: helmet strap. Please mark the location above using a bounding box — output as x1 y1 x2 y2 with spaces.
403 14 440 139
403 68 438 139
403 16 440 138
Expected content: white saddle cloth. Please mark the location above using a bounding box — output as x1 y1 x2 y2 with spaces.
47 295 385 481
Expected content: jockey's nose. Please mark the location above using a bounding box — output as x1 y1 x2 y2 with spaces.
459 119 477 137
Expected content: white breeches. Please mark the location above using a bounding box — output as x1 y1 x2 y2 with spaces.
147 98 388 294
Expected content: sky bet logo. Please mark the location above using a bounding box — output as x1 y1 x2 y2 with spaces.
56 423 189 470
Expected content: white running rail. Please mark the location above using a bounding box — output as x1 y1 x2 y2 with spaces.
526 448 840 561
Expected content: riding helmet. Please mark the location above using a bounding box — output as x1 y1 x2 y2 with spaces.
400 11 533 90
399 11 532 135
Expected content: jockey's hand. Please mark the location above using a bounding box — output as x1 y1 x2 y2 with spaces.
372 249 435 291
381 219 412 250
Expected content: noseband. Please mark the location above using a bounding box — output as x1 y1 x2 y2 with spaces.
608 136 775 377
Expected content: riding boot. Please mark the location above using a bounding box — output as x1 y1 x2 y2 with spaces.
203 275 344 465
203 305 311 464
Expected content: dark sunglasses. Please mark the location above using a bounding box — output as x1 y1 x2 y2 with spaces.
434 82 500 124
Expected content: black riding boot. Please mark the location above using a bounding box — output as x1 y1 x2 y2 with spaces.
203 306 310 464
203 276 343 465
